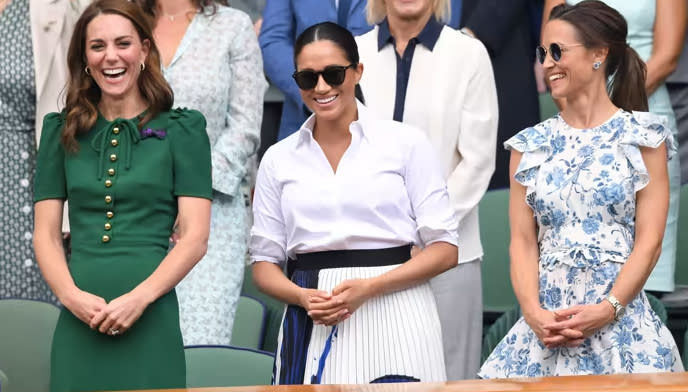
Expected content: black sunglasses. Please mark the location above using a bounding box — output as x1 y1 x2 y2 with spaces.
292 64 356 90
536 43 585 64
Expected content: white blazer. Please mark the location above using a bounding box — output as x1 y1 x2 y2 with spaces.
357 26 499 264
30 0 85 145
30 0 86 231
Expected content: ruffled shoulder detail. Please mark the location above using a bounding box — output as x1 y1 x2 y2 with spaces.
504 117 557 195
38 111 66 147
620 111 677 192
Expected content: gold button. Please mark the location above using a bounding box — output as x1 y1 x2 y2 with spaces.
111 139 118 147
110 154 117 162
104 223 112 230
105 195 112 203
113 127 120 135
108 168 115 176
102 235 110 243
106 211 114 219
105 179 112 187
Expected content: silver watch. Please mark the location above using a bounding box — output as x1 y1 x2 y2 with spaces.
605 295 626 321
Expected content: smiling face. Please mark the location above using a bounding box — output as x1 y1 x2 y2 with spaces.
295 39 362 123
542 19 606 100
85 13 149 104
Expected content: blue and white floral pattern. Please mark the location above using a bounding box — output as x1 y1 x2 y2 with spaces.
479 110 683 378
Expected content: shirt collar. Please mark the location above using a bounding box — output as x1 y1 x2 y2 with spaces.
296 100 370 148
377 17 444 52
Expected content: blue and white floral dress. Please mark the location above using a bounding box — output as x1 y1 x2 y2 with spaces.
479 110 683 378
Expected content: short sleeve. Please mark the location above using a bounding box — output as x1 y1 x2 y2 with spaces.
169 108 213 200
403 129 459 247
249 147 288 266
621 111 677 191
34 112 67 202
503 120 553 196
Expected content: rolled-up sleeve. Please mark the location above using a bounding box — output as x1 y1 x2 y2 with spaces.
404 131 459 247
249 149 288 265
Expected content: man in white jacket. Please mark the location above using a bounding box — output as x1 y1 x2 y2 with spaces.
356 0 498 380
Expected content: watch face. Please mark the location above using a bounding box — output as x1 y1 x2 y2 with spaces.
616 306 626 319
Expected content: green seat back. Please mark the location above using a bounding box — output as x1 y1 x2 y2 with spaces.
0 299 60 392
684 329 688 369
184 345 274 387
675 184 688 286
481 305 522 363
479 189 517 313
646 293 668 324
241 267 284 353
230 296 267 350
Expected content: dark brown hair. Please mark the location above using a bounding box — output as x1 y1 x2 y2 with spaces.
549 0 648 112
137 0 228 19
63 0 173 151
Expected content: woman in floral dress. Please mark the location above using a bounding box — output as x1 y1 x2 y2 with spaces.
480 1 683 377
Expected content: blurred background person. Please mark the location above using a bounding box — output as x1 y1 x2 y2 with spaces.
0 0 86 303
33 0 212 390
480 1 682 377
454 0 543 190
357 0 498 380
665 2 688 185
544 0 687 295
259 0 372 143
139 0 267 345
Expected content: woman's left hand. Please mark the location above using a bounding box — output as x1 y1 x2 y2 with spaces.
542 302 616 347
331 279 374 317
90 291 152 336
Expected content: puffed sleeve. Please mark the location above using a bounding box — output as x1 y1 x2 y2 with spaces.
169 109 213 200
34 112 67 201
404 129 459 247
504 119 554 197
249 148 288 266
621 111 677 191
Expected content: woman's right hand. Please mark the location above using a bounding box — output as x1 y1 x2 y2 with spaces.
61 288 107 325
523 307 583 348
299 288 349 326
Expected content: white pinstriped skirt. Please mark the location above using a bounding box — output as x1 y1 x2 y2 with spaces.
274 264 447 384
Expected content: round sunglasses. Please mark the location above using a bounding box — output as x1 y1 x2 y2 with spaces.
292 64 356 90
536 43 585 64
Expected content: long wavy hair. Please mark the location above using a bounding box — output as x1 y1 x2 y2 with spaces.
63 0 173 152
137 0 228 19
549 0 648 112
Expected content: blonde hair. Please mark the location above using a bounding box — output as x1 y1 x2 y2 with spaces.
366 0 451 25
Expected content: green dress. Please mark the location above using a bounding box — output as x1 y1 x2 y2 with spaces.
34 108 212 392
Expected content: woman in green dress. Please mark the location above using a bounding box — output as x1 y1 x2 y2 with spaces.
32 0 212 390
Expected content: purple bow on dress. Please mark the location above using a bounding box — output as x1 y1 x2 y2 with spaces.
140 128 167 139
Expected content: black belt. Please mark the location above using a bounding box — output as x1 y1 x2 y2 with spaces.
287 244 412 278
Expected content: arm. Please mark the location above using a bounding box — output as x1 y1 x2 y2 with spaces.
646 0 687 95
544 144 670 342
507 152 583 346
462 0 531 55
446 42 498 227
91 196 211 334
259 0 303 106
34 199 107 325
212 14 268 196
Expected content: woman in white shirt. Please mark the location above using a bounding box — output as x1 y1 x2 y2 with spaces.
250 21 458 385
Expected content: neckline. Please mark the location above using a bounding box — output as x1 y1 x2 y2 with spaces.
559 108 623 132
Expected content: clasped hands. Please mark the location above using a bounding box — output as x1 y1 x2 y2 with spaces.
299 279 373 326
526 302 616 349
63 287 150 337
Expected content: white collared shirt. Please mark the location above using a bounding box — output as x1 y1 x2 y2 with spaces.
250 103 458 265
